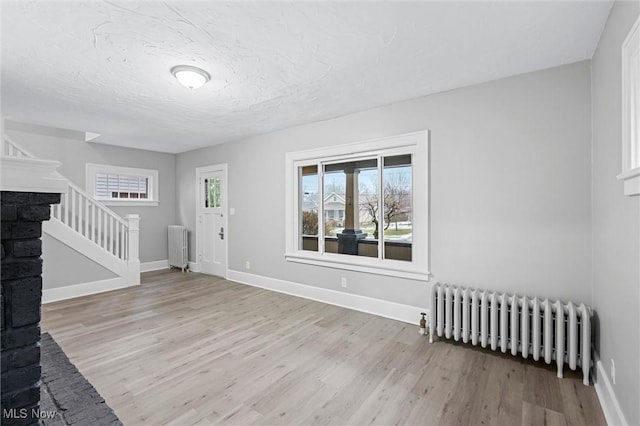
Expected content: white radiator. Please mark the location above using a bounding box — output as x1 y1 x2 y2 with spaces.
168 225 188 272
429 282 592 385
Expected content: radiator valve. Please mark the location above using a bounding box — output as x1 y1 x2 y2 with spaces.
418 312 427 335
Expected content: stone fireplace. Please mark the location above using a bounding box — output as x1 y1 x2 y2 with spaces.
1 152 66 426
1 191 61 425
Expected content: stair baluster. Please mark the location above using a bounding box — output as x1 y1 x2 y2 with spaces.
2 134 140 286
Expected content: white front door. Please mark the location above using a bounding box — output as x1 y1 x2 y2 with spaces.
197 165 227 278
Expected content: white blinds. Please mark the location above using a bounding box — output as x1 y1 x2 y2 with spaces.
95 173 149 199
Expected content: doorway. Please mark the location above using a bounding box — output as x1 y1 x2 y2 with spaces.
196 164 228 278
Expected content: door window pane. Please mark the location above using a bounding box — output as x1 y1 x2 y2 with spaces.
204 179 209 207
209 177 221 208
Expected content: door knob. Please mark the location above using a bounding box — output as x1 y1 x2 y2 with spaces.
219 227 224 240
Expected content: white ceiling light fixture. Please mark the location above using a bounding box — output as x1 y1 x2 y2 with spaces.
171 65 210 89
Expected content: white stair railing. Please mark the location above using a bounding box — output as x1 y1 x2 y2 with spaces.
4 136 35 158
53 182 129 261
2 134 139 272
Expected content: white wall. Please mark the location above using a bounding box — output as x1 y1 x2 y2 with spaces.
42 234 115 288
591 1 640 424
5 122 176 264
176 61 593 308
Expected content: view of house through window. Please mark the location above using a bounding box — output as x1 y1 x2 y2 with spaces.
382 154 413 261
298 154 412 261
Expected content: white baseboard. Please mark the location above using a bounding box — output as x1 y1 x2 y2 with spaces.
188 261 199 272
594 353 629 426
226 270 427 325
141 259 169 272
42 277 129 304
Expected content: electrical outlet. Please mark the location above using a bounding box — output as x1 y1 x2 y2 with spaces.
611 359 616 385
341 277 347 288
245 261 250 270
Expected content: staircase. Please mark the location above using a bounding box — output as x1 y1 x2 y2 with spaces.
2 135 140 299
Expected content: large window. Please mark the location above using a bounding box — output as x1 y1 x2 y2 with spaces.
86 163 159 206
285 131 429 280
619 16 640 196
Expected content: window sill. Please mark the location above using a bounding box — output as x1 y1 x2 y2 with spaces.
285 252 430 281
617 167 640 196
100 200 159 207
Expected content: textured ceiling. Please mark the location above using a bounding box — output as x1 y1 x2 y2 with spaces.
1 1 612 153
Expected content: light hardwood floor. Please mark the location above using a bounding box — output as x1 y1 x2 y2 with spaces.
42 270 606 426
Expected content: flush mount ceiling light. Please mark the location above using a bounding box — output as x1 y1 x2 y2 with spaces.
171 65 210 89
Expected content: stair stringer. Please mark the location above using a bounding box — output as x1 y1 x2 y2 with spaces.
43 218 129 278
4 133 141 292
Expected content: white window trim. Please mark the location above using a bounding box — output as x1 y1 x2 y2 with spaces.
285 130 430 281
86 163 159 206
618 15 640 196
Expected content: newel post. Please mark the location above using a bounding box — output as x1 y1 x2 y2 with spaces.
125 214 141 285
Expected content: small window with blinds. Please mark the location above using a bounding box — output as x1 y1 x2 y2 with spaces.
86 163 159 206
95 173 149 200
